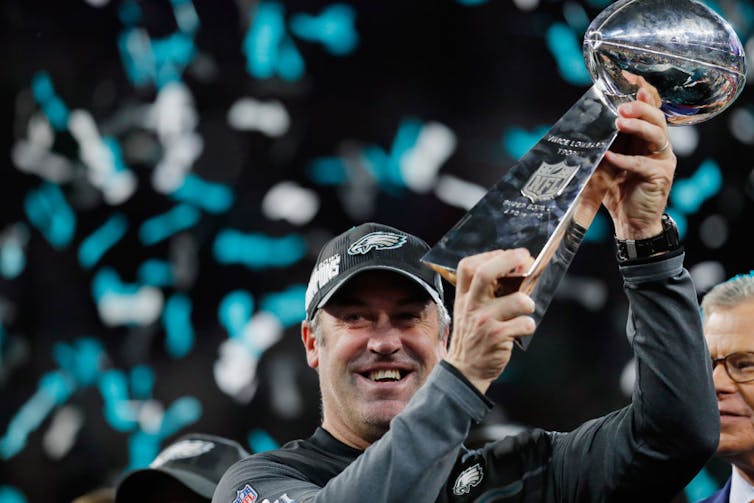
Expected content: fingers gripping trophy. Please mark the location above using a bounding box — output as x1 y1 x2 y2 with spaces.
422 0 746 349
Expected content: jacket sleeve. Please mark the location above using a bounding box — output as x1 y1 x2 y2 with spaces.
548 252 719 502
212 361 492 503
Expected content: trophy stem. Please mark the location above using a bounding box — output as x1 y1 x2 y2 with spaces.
512 169 610 349
423 85 619 349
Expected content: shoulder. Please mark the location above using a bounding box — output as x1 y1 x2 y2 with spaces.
212 448 312 503
219 449 301 483
441 427 553 501
464 426 554 471
218 437 323 481
226 437 326 474
212 432 360 503
213 434 355 499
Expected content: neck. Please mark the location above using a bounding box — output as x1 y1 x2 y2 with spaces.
321 419 380 451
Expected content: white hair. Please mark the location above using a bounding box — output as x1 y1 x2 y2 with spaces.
701 271 754 319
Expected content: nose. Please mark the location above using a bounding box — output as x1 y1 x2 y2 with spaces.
712 361 737 394
366 314 402 355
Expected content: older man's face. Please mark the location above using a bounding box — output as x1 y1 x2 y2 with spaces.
705 299 754 461
302 271 447 450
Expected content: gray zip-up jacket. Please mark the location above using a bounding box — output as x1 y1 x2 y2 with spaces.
213 253 718 503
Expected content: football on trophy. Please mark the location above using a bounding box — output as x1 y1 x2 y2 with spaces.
583 0 747 125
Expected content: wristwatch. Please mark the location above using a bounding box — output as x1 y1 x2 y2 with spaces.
615 213 681 262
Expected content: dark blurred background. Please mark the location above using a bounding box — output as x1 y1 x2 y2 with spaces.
0 0 752 501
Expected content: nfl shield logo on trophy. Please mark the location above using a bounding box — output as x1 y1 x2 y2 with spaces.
521 161 580 203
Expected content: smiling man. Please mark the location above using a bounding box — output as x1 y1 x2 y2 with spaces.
213 88 717 503
307 269 449 449
697 273 754 503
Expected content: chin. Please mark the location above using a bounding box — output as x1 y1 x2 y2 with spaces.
365 402 408 425
717 436 754 459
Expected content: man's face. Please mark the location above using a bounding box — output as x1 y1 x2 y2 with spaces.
705 299 754 462
302 271 447 449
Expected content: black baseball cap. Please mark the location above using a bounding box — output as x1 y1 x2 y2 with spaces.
114 433 250 502
304 223 444 321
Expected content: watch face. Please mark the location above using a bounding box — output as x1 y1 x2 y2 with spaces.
662 214 681 246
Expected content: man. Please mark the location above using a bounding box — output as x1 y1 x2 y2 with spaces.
213 87 718 502
696 273 754 503
115 433 250 502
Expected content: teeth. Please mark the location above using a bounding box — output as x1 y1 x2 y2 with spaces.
369 369 401 382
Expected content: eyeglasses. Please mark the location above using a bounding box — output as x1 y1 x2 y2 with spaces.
711 352 754 383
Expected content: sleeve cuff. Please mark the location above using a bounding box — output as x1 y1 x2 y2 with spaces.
619 250 685 285
617 246 684 267
439 360 494 409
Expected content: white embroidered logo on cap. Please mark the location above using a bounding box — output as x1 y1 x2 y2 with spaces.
347 231 406 255
150 439 214 468
305 253 341 308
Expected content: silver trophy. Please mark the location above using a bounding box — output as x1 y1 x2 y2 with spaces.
422 0 746 349
584 0 746 125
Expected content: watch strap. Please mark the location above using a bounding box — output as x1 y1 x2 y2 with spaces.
616 214 681 262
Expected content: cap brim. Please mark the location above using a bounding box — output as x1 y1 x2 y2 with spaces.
115 468 216 501
312 265 443 319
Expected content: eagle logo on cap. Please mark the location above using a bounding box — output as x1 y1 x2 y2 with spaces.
347 231 407 255
150 440 214 467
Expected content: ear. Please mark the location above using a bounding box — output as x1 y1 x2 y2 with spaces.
301 320 319 369
440 325 450 356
